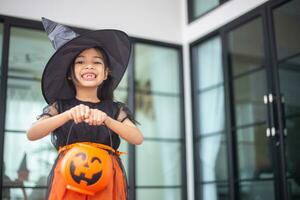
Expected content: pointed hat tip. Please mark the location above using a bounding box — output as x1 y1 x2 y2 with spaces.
41 17 52 21
41 17 54 23
41 17 56 31
40 17 79 50
41 17 48 24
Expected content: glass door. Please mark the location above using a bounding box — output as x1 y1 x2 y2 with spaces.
226 14 277 200
226 0 300 199
271 0 300 199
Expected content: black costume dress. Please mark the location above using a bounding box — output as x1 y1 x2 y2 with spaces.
39 98 133 200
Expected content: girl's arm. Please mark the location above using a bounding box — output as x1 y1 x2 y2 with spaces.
26 112 70 141
27 104 90 141
27 103 144 144
104 117 144 145
86 108 144 145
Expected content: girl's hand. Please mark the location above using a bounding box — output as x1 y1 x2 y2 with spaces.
67 104 90 124
85 109 108 126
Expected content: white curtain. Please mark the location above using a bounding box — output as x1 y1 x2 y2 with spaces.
4 84 57 199
197 36 225 200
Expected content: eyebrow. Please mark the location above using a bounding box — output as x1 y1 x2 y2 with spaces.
75 55 104 59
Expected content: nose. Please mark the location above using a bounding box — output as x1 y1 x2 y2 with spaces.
84 64 95 69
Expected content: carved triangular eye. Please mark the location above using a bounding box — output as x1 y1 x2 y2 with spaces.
70 153 103 185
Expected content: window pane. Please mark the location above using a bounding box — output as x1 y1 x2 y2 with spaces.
287 178 300 200
0 23 3 71
134 42 183 199
114 88 128 104
192 0 220 19
273 2 300 198
5 78 44 131
234 70 267 126
113 89 129 173
2 187 47 200
197 182 229 200
192 34 229 200
118 67 128 89
274 0 300 118
135 43 180 94
198 86 225 134
137 188 181 200
136 141 182 186
197 134 228 182
8 27 54 78
115 86 128 173
3 27 55 196
228 18 264 76
237 125 273 180
239 181 275 200
118 138 129 174
286 117 300 188
195 36 223 90
3 132 56 187
136 94 181 139
279 67 300 117
0 23 3 91
273 0 300 61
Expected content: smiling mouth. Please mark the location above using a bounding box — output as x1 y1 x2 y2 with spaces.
81 73 97 80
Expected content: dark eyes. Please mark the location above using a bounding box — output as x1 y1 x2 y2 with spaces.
74 61 103 65
75 61 84 64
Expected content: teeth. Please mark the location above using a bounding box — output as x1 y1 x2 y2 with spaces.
82 73 96 79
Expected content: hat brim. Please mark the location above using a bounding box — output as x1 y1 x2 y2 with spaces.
41 29 131 104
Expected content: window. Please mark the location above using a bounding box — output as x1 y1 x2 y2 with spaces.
188 0 228 22
192 36 229 200
134 43 184 200
0 23 3 67
227 15 275 200
0 23 3 92
3 27 55 199
273 0 300 198
114 61 130 175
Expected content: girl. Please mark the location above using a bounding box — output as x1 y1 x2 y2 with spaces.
27 18 143 200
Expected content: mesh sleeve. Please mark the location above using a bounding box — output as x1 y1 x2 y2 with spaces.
37 102 59 120
115 102 139 124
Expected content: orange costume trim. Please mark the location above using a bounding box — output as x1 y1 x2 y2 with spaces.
48 143 127 200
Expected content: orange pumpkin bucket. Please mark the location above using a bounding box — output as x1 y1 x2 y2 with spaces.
60 143 113 195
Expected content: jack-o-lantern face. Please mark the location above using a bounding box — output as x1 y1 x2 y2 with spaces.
70 152 103 185
60 143 113 195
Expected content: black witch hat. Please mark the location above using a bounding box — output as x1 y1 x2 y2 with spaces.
41 17 131 103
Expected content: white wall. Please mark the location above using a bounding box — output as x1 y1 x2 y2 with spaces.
0 0 182 44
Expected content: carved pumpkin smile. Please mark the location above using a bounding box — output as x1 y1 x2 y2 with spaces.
70 152 103 185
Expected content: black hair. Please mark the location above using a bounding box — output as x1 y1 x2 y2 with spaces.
67 47 114 100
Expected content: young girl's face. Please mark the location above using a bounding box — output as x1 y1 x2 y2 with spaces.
72 48 108 88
